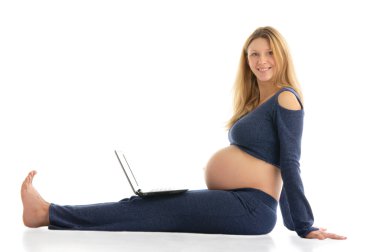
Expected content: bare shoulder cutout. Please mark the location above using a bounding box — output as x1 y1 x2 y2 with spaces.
278 91 302 110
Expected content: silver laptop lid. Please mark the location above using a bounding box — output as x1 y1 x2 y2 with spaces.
114 150 140 194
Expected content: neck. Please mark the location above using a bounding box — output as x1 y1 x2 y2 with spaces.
258 82 281 104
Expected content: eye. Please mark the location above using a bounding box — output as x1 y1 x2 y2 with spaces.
267 51 273 56
249 52 259 57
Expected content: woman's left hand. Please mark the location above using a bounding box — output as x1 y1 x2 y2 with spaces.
305 227 347 240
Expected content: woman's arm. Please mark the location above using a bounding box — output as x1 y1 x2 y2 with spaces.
276 90 317 237
277 90 346 240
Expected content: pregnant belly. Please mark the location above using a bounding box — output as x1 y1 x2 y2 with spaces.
204 145 282 200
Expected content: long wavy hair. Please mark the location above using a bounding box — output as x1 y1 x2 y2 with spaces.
226 26 303 129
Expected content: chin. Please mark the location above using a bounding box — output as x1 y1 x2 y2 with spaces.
257 77 274 83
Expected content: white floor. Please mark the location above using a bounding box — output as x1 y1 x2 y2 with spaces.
1 222 373 252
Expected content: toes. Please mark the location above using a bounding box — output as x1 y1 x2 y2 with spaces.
22 175 30 187
22 171 37 191
29 170 37 178
28 170 37 183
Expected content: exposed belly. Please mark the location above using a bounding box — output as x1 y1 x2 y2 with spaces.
204 145 282 200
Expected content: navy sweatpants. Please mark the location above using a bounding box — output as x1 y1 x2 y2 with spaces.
49 188 278 235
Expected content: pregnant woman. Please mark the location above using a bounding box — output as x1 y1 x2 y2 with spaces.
21 26 345 240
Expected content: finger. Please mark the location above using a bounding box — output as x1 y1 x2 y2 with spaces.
322 231 345 240
326 233 347 240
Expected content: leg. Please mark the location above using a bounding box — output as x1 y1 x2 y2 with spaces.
49 188 278 235
21 171 50 227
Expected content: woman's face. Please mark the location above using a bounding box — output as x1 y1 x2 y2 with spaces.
247 38 276 84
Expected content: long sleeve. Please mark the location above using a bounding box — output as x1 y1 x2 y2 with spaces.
275 101 318 238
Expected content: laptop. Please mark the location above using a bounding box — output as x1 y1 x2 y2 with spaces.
115 150 188 197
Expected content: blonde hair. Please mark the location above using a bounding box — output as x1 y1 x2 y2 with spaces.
226 26 303 129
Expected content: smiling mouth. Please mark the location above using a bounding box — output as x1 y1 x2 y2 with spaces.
257 67 272 72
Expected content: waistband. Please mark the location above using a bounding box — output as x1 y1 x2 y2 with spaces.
229 188 278 211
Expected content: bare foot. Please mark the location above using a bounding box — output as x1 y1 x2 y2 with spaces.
21 170 50 227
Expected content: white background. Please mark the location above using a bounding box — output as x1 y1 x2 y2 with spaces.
1 0 379 251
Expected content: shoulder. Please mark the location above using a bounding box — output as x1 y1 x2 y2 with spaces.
277 89 302 110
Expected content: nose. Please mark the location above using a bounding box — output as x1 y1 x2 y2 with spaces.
258 54 267 64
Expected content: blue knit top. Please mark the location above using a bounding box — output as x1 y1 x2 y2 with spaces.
228 87 318 238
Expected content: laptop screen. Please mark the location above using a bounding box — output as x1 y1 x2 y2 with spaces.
115 150 140 194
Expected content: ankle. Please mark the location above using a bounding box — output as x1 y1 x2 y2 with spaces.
43 203 51 226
